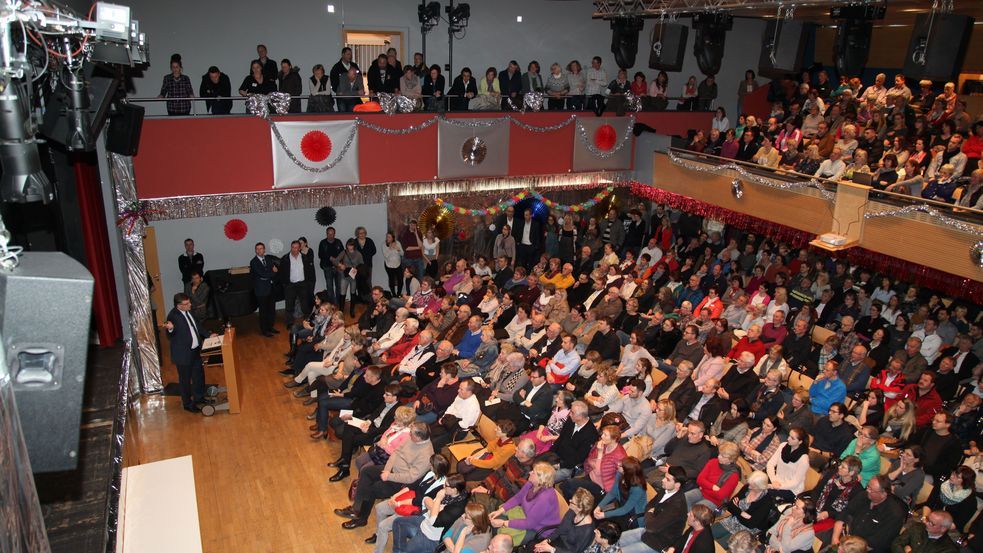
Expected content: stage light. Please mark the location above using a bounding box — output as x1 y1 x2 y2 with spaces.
610 17 644 68
516 16 522 23
327 4 335 13
448 3 470 29
0 78 53 204
692 13 732 76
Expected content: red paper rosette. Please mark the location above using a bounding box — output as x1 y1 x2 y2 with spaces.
300 130 332 162
594 124 617 151
224 218 248 241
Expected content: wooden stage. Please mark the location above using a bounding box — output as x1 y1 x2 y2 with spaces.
126 312 372 553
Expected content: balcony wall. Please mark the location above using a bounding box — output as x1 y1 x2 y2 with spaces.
652 152 983 283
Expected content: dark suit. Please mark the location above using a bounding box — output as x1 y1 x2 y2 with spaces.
537 417 599 470
492 266 514 291
178 252 204 284
336 401 400 468
493 380 553 433
250 254 277 333
671 527 714 553
639 489 688 552
166 307 209 409
651 375 699 415
367 64 399 94
279 252 312 328
691 395 727 429
512 217 542 269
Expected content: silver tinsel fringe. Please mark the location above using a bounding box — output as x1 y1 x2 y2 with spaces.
143 172 630 220
269 120 358 173
110 154 162 393
864 203 983 237
667 149 836 201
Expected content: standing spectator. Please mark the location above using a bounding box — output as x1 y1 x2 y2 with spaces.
178 238 204 284
335 66 364 112
498 60 522 111
278 59 302 113
410 52 427 76
158 54 194 116
318 226 344 305
329 47 359 101
449 67 477 112
400 66 423 106
238 60 277 106
354 226 377 303
679 76 698 111
585 56 607 113
368 54 399 96
697 74 717 111
737 69 758 115
566 60 586 111
279 240 312 329
521 61 544 95
383 232 404 297
253 44 278 84
198 66 232 115
307 64 333 113
422 65 445 112
184 271 209 321
249 242 278 337
471 67 500 111
544 63 569 111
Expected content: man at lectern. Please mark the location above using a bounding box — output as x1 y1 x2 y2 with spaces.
165 292 214 413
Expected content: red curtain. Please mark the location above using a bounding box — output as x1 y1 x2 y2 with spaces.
630 183 983 303
74 160 122 346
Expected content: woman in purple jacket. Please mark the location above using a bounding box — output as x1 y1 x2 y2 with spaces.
489 462 562 546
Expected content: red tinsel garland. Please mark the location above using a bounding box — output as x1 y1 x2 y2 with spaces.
629 182 983 303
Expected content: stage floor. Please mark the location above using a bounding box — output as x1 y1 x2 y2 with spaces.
129 310 373 553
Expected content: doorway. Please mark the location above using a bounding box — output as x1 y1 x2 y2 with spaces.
343 29 405 93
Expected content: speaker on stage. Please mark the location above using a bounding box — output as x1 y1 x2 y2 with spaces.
648 23 688 72
0 252 93 473
107 102 145 156
758 20 809 80
902 13 975 83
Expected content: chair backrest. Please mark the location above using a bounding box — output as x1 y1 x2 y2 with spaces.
554 488 569 519
915 477 933 505
879 456 891 475
804 467 821 492
811 325 835 346
788 370 814 393
646 482 657 502
649 368 668 390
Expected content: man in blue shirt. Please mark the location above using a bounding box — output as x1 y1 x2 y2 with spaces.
453 315 484 360
810 360 847 415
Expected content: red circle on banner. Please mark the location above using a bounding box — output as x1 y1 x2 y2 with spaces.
594 124 617 151
224 219 248 241
300 131 332 162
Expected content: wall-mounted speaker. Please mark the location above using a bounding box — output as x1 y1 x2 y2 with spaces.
902 14 975 82
106 102 145 156
758 20 809 79
833 18 872 77
648 23 688 72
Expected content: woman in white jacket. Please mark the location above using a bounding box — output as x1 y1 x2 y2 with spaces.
766 427 810 504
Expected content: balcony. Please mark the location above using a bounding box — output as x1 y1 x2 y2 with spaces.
651 149 983 283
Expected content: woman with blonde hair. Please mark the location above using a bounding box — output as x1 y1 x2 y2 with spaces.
712 470 775 540
876 398 916 449
584 366 620 415
532 488 595 553
353 405 417 472
629 398 676 462
489 462 562 545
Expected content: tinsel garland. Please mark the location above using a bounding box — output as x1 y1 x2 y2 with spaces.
864 204 983 237
667 149 836 201
377 93 415 115
246 92 291 118
435 185 615 216
115 200 161 236
576 118 636 158
268 119 358 173
630 182 983 303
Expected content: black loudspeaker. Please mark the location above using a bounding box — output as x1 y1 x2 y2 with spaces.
0 252 93 473
758 20 808 79
903 14 975 82
648 23 688 71
611 17 645 69
40 62 121 151
833 18 872 77
693 13 732 76
107 102 145 156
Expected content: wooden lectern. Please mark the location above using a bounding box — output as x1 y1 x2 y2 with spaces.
200 327 242 415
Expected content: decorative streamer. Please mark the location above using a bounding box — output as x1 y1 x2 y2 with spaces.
732 179 744 199
523 92 545 112
435 185 615 216
143 172 629 220
115 200 162 236
245 92 291 118
377 93 415 115
863 203 983 237
972 241 983 269
103 339 133 553
110 153 162 393
667 148 836 201
624 92 642 113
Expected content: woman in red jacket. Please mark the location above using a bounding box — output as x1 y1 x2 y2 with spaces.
688 440 741 508
560 425 627 504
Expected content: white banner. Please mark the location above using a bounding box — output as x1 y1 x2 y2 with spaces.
571 116 634 172
271 120 360 188
437 119 510 179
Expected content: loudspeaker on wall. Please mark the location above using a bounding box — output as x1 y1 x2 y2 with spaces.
902 14 975 82
648 23 688 72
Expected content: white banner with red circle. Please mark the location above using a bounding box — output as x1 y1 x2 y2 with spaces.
571 117 634 172
271 120 360 188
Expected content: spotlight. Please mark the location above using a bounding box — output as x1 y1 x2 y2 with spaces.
610 17 644 69
0 77 53 204
692 13 732 76
447 3 470 30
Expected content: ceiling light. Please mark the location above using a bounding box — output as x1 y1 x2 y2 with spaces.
516 16 523 22
327 4 335 13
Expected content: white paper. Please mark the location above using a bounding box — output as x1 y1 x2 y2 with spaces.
202 335 224 350
347 417 368 428
472 377 485 385
349 268 357 279
484 397 501 406
339 409 353 418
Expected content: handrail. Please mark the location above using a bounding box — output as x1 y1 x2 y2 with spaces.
665 147 983 222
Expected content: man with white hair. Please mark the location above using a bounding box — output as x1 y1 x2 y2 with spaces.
483 534 514 553
859 72 887 106
717 351 760 401
890 510 956 553
728 324 766 362
379 317 420 365
368 307 408 357
395 329 435 378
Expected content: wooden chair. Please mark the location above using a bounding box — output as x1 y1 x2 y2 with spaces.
787 370 814 393
811 325 835 346
914 477 933 506
879 456 892 475
804 467 821 493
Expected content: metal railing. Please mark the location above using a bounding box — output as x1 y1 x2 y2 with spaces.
127 93 714 117
667 147 983 225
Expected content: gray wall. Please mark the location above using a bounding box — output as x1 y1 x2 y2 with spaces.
126 0 768 117
151 203 389 312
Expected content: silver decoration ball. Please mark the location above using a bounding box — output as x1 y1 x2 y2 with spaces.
972 241 983 269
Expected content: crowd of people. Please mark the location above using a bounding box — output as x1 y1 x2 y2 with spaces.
157 45 725 116
683 69 983 209
190 193 983 553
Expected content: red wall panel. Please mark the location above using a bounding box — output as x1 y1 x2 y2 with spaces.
133 111 712 199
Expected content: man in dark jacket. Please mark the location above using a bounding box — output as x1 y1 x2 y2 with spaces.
650 360 698 414
535 401 598 479
512 207 542 269
329 47 360 94
199 67 232 114
279 240 312 330
498 60 523 110
311 366 385 440
253 44 278 83
318 226 344 305
250 242 278 337
165 292 214 412
617 466 688 552
367 54 399 95
327 383 401 481
278 59 303 113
